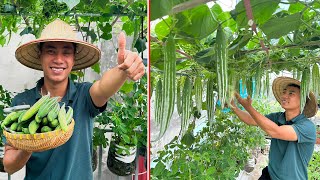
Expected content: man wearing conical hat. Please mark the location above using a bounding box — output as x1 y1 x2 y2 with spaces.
231 77 317 180
2 19 145 179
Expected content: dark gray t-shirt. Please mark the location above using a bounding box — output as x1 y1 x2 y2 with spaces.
266 112 316 180
11 78 106 180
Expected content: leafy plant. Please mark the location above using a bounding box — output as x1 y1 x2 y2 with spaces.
151 109 265 179
308 151 320 180
94 75 147 155
151 95 283 179
0 85 12 146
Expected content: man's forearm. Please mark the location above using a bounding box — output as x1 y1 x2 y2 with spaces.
90 67 127 107
232 107 257 125
245 106 280 137
99 67 127 99
3 147 32 175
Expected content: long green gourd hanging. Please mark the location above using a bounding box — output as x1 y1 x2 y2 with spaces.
181 76 192 136
176 77 184 116
154 34 176 141
254 67 262 98
300 67 310 114
215 25 228 109
194 76 203 113
154 79 163 125
206 76 216 126
312 63 319 100
265 72 270 97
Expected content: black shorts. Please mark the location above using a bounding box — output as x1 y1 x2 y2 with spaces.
259 166 271 180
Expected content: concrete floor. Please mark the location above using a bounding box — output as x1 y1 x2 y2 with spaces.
237 144 320 180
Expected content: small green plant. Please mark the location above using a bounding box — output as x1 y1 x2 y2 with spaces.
0 85 12 146
151 110 266 179
308 151 320 180
94 75 147 155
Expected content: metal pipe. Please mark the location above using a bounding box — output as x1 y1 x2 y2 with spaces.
98 145 102 180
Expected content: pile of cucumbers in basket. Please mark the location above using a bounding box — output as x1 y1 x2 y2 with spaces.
1 94 73 134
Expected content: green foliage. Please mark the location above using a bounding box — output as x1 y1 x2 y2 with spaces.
0 0 146 45
260 13 302 39
151 110 266 179
175 5 219 40
150 0 173 21
151 96 283 179
151 0 320 78
92 127 108 149
233 0 280 28
308 151 320 180
94 75 147 154
0 85 12 146
0 85 12 120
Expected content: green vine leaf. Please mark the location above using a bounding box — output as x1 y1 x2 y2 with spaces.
122 19 134 35
260 13 302 39
150 0 173 21
19 27 32 36
0 36 6 46
90 62 100 74
234 0 280 28
175 5 218 40
120 81 134 94
154 17 172 41
100 33 112 40
134 37 146 53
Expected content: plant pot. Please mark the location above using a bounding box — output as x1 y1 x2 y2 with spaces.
138 146 147 169
107 141 136 176
244 157 255 173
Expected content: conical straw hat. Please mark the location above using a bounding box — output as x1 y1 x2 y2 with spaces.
272 76 318 118
15 19 101 71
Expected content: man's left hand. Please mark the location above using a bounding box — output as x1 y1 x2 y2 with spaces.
235 92 252 110
117 32 145 81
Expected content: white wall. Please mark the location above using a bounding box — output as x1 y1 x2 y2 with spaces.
0 33 43 94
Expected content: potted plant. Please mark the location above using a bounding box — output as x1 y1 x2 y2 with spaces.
104 75 147 176
0 85 12 172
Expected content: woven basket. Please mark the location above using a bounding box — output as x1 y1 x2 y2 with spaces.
3 119 75 152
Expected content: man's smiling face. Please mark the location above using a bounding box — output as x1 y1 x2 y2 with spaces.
280 85 301 112
40 41 75 83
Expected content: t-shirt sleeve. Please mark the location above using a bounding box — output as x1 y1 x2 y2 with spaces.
265 112 280 124
82 82 107 118
292 120 316 143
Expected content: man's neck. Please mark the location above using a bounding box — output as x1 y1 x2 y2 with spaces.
41 78 69 101
285 110 300 121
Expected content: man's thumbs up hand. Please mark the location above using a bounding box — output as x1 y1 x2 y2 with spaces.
117 32 145 81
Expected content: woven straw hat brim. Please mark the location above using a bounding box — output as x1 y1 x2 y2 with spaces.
15 38 101 71
272 77 318 118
